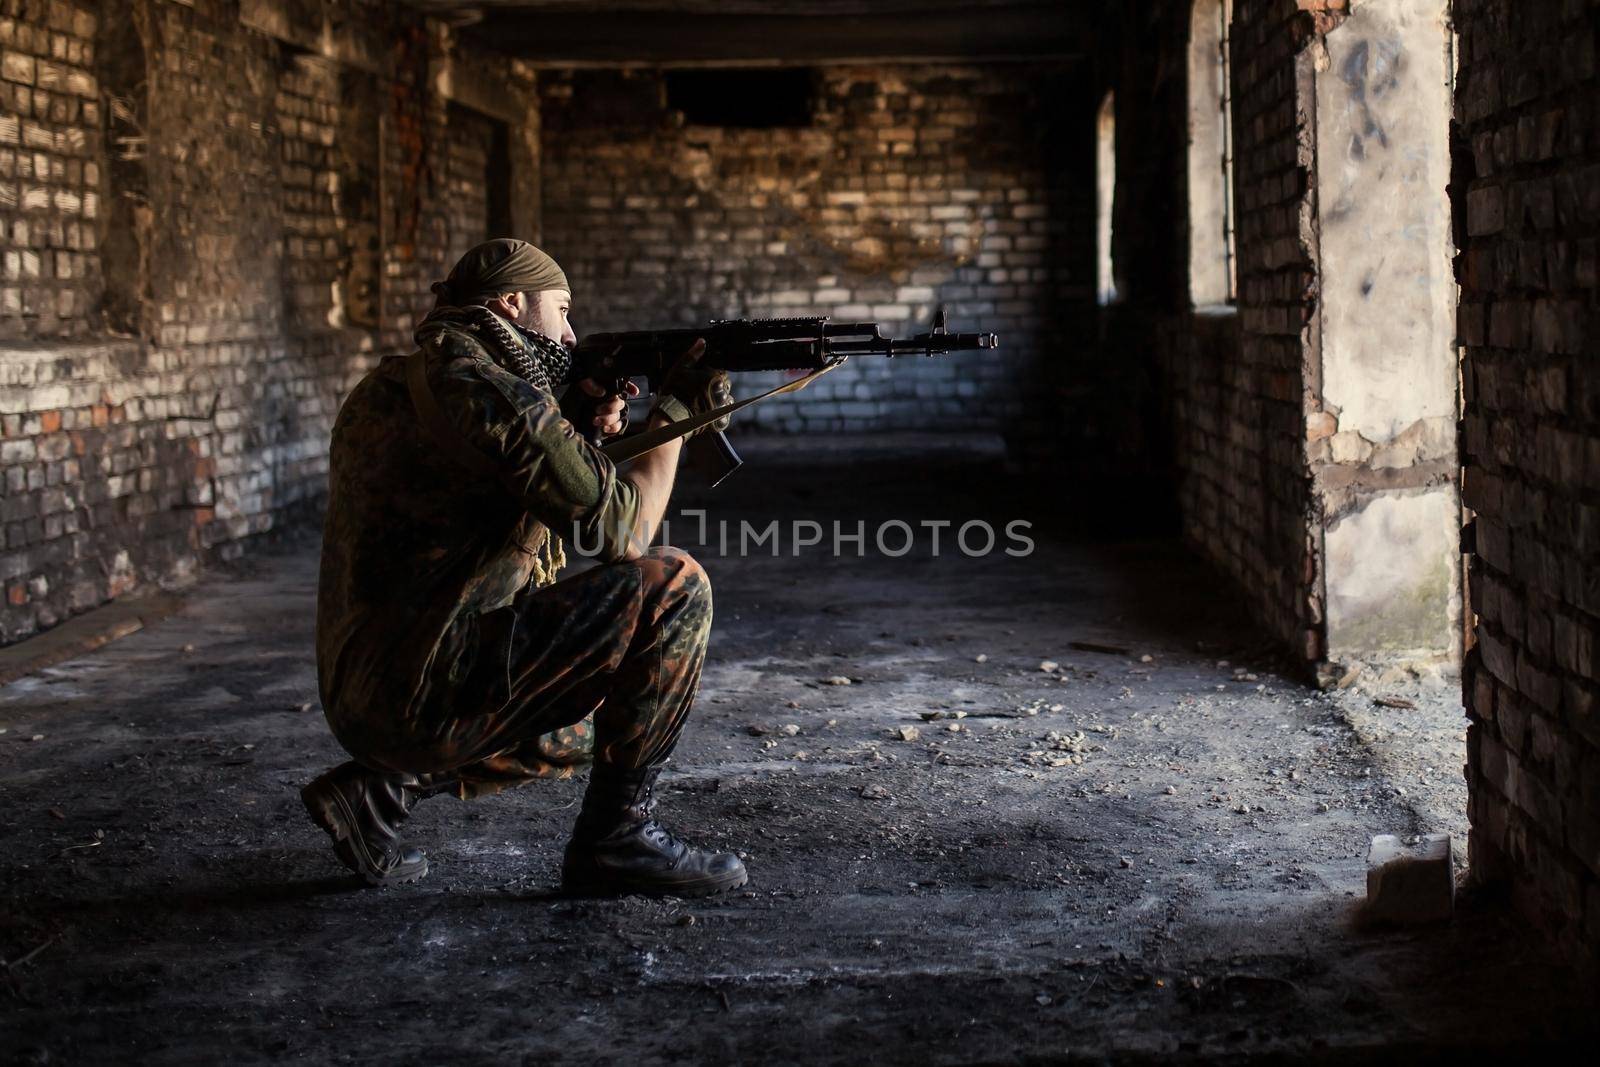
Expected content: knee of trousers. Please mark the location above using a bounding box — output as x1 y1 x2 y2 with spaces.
638 546 712 630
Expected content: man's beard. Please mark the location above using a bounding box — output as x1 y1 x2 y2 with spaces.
512 301 541 332
510 314 567 354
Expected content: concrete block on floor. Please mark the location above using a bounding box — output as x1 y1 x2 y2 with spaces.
1366 833 1454 924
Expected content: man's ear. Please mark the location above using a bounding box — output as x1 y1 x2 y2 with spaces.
486 291 522 319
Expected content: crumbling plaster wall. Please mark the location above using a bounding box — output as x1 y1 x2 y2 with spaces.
0 0 539 644
538 66 1122 467
1455 0 1600 955
1310 0 1459 667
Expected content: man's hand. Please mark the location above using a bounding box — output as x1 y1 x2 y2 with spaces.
574 378 641 438
653 340 733 437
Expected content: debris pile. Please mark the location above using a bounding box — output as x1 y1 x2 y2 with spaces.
1023 730 1093 767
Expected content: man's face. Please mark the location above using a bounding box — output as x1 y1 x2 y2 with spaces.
522 288 576 349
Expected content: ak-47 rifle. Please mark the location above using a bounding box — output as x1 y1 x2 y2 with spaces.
572 310 998 485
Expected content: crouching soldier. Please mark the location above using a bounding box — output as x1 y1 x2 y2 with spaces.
302 238 745 898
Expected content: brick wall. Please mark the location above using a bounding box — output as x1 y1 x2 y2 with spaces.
539 66 1104 460
1456 0 1600 952
1110 1 1343 660
0 0 101 340
0 0 539 644
443 104 499 273
0 0 120 626
1206 0 1352 663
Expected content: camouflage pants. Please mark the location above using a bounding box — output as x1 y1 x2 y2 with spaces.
348 546 712 800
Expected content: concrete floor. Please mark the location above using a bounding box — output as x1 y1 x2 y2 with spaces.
0 440 1592 1063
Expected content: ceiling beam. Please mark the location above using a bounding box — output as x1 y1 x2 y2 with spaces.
458 5 1088 67
409 1 1068 16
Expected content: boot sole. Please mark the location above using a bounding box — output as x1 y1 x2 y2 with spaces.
561 866 750 899
301 778 429 888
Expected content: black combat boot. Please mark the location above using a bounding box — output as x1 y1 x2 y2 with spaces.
561 764 748 898
301 761 448 886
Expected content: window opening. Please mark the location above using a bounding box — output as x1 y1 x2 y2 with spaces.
1096 90 1118 307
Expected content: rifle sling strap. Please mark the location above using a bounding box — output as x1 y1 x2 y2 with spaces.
601 357 845 464
405 348 506 484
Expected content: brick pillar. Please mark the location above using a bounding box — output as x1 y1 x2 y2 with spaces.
1225 0 1329 662
1455 0 1600 955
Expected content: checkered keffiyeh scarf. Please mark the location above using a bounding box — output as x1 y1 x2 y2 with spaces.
415 305 574 394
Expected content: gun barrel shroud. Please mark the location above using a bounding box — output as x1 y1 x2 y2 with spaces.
572 316 999 386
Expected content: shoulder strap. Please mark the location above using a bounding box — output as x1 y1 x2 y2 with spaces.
404 348 505 483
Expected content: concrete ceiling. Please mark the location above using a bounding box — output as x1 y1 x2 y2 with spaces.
398 1 1091 66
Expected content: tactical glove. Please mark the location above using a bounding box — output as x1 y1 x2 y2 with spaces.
651 340 733 438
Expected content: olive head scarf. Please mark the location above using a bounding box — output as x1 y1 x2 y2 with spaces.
430 238 569 310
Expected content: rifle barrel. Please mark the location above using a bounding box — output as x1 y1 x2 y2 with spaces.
573 320 998 380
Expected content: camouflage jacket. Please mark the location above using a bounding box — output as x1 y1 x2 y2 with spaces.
315 310 640 731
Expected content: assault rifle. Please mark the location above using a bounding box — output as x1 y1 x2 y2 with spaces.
572 310 998 484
